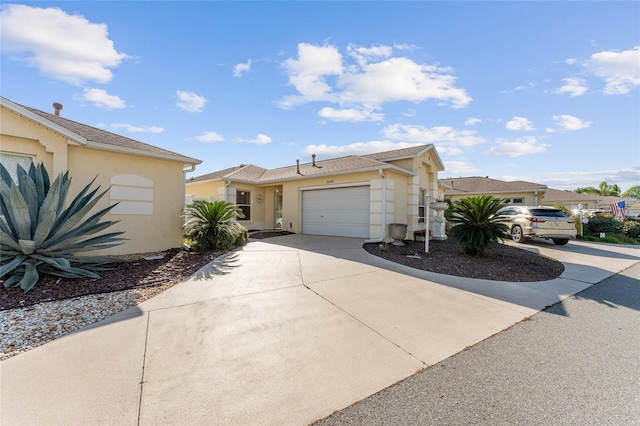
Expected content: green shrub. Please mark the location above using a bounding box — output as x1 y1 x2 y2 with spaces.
584 216 623 235
0 163 125 292
183 200 248 250
622 219 640 240
448 195 510 256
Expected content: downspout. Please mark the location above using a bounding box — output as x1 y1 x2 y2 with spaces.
365 168 387 243
182 164 197 209
182 164 197 242
225 180 231 202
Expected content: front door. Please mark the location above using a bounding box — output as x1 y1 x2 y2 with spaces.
274 190 283 229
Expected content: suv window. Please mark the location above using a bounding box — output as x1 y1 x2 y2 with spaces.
529 209 568 217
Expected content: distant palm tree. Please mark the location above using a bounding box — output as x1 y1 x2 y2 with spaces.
575 181 621 197
183 200 247 250
622 185 640 200
448 195 510 256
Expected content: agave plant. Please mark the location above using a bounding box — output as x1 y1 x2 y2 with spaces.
0 162 125 292
448 195 510 256
183 200 247 250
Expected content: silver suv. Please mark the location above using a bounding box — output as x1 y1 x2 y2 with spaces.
496 206 577 245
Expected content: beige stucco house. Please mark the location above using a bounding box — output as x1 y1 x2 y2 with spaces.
0 97 201 255
442 176 547 206
186 144 445 241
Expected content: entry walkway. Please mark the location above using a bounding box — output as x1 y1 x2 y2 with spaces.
1 236 638 425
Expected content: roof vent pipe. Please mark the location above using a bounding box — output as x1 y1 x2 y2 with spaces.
312 154 322 168
53 102 63 116
296 159 301 175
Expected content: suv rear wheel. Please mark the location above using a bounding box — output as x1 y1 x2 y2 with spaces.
552 239 569 246
511 225 524 243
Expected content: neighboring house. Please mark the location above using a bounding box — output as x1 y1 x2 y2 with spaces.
0 97 202 255
442 176 547 206
540 188 601 210
186 144 444 240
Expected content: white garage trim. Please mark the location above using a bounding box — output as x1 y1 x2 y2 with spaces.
302 186 370 238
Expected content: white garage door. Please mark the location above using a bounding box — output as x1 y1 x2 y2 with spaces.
302 186 370 238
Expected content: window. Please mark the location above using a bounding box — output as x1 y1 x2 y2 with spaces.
505 197 524 205
418 189 426 223
0 153 33 183
236 190 251 220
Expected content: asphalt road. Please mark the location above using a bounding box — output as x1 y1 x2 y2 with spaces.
316 262 640 426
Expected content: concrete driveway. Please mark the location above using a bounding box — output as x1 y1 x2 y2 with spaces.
2 235 639 425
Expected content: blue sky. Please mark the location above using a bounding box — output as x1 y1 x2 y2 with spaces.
1 1 639 192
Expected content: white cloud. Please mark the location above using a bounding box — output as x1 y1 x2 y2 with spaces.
528 167 640 192
176 90 207 112
195 131 224 143
485 136 549 158
552 114 592 131
302 141 420 158
107 123 163 133
464 117 481 126
346 43 393 66
585 46 640 95
279 43 343 107
246 134 272 145
318 107 384 122
81 88 125 109
233 59 252 78
279 42 471 110
505 116 535 131
382 124 485 156
339 57 471 108
441 161 480 176
566 58 578 65
0 4 128 85
553 77 588 97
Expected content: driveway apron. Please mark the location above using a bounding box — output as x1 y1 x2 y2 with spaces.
1 236 639 425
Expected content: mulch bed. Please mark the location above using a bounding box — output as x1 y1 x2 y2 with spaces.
0 248 222 310
363 239 564 282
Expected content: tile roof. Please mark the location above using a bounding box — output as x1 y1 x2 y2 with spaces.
443 176 547 195
542 188 599 202
362 144 432 161
188 145 433 184
4 98 200 165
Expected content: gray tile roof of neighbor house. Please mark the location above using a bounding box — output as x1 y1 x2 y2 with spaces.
542 188 599 203
2 97 201 165
189 144 434 185
443 176 547 195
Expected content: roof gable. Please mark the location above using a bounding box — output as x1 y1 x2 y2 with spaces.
2 97 201 166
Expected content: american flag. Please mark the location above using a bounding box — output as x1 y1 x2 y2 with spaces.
610 200 626 220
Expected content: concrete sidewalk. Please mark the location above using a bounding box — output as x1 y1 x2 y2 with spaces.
2 236 639 425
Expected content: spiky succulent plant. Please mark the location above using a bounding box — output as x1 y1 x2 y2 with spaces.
0 162 125 292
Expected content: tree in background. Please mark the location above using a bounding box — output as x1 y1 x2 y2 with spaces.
575 181 621 197
622 185 640 200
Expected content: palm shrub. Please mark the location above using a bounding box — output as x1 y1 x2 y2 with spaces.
183 200 247 250
0 163 125 292
448 195 510 256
